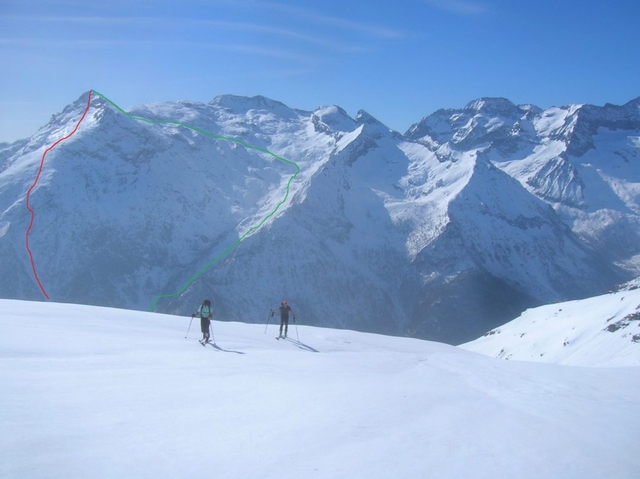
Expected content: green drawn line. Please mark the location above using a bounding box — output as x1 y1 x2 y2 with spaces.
90 90 301 312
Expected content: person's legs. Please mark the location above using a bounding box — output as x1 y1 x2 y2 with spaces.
201 318 208 340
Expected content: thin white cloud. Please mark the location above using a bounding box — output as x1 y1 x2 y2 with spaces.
0 15 367 53
248 1 405 39
419 0 488 15
0 37 319 63
190 19 369 52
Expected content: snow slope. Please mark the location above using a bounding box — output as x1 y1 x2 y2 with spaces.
1 300 639 479
461 279 640 367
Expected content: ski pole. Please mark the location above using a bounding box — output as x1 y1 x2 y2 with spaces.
185 314 194 339
294 317 299 341
264 310 273 334
209 323 216 344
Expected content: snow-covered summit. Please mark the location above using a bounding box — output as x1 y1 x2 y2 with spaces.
312 104 357 134
209 93 293 114
463 96 521 115
405 97 533 149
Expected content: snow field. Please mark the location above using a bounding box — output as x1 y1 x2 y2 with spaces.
462 285 640 366
1 299 639 479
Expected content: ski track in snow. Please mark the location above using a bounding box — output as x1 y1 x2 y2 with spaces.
1 299 639 479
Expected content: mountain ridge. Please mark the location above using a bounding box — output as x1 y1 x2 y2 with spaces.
462 277 640 366
0 91 638 343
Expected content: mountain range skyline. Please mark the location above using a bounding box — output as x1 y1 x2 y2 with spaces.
1 90 639 344
3 1 640 146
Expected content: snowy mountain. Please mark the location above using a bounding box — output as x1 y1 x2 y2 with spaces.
406 97 640 268
0 92 639 344
462 277 640 366
1 299 639 478
449 97 640 271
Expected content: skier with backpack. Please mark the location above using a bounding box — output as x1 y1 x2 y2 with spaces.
271 300 295 339
192 299 213 344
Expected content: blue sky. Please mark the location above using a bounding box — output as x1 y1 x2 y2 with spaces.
1 0 639 143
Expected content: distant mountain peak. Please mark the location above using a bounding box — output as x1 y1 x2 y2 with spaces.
52 91 95 120
312 105 356 133
463 97 522 115
355 110 381 125
404 97 541 143
209 94 291 113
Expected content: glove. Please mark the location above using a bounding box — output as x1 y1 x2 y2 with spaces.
191 313 196 319
270 311 274 317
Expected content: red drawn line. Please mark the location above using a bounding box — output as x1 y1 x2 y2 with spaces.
25 90 93 300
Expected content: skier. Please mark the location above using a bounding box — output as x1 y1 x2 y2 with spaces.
192 299 213 343
271 300 295 339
